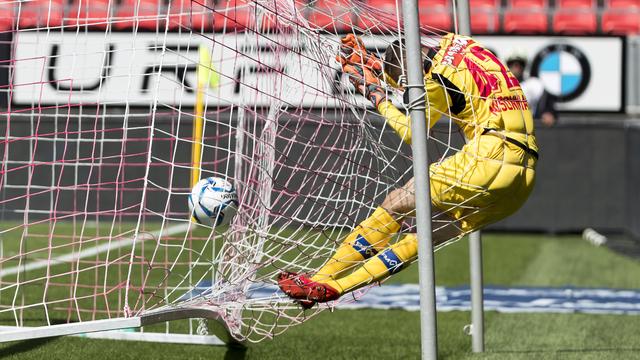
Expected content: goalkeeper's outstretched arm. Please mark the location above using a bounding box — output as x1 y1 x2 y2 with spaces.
376 37 451 144
335 34 449 145
375 78 449 145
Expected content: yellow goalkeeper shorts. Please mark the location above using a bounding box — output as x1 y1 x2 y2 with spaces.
429 133 537 232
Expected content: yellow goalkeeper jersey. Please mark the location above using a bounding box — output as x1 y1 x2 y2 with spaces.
378 33 538 156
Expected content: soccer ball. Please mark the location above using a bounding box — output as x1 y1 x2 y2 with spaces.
188 177 239 227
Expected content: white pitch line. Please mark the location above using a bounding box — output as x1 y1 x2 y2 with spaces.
78 329 224 345
0 318 142 342
0 223 191 277
0 325 224 345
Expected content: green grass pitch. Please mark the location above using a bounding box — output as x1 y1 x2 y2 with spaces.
1 229 640 359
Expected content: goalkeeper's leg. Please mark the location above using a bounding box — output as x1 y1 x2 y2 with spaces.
278 233 418 303
323 233 417 295
279 215 463 303
310 177 462 282
310 179 417 283
278 177 464 303
314 214 463 300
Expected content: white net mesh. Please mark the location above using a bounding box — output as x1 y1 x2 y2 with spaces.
0 0 473 343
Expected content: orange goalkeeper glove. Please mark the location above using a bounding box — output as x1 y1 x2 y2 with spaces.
343 63 387 107
336 34 383 76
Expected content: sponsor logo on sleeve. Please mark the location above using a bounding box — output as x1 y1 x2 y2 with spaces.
352 235 378 259
377 249 403 274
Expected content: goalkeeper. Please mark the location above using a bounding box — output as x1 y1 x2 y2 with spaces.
278 33 538 307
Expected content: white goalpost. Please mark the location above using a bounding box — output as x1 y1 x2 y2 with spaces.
0 0 493 354
400 0 438 358
453 0 485 354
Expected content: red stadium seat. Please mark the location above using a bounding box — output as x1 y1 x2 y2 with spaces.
306 0 354 33
212 0 253 32
504 0 549 33
509 0 547 8
0 5 13 31
114 0 163 30
470 0 499 6
553 9 597 34
68 0 113 29
470 1 499 34
607 0 640 8
556 0 595 7
503 8 548 33
424 0 450 7
470 9 499 33
359 0 399 33
18 0 64 29
553 0 596 34
418 3 452 31
601 10 640 34
168 0 214 31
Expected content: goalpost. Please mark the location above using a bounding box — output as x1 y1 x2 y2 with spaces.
453 0 485 354
0 0 486 354
400 0 437 358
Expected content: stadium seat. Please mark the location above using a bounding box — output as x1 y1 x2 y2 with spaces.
601 10 640 34
306 0 354 33
504 0 548 34
470 9 499 33
418 0 452 31
18 0 64 29
0 5 13 31
470 0 499 34
556 0 595 7
423 0 450 6
604 0 639 35
168 0 214 31
553 9 597 34
68 0 113 29
358 0 399 33
114 0 164 30
212 0 252 32
470 0 498 6
509 0 547 8
503 8 548 33
607 0 640 8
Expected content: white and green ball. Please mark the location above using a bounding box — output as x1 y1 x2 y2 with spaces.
188 177 238 227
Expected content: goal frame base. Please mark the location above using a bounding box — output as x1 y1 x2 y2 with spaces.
0 307 246 348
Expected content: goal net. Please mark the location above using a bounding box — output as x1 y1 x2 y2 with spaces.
0 0 462 343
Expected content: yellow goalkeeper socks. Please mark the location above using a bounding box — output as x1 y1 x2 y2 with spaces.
323 233 418 295
311 207 400 282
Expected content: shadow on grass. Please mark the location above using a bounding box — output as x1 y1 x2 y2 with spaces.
0 337 57 359
224 345 247 360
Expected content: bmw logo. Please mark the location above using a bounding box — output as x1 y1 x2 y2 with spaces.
530 44 591 102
